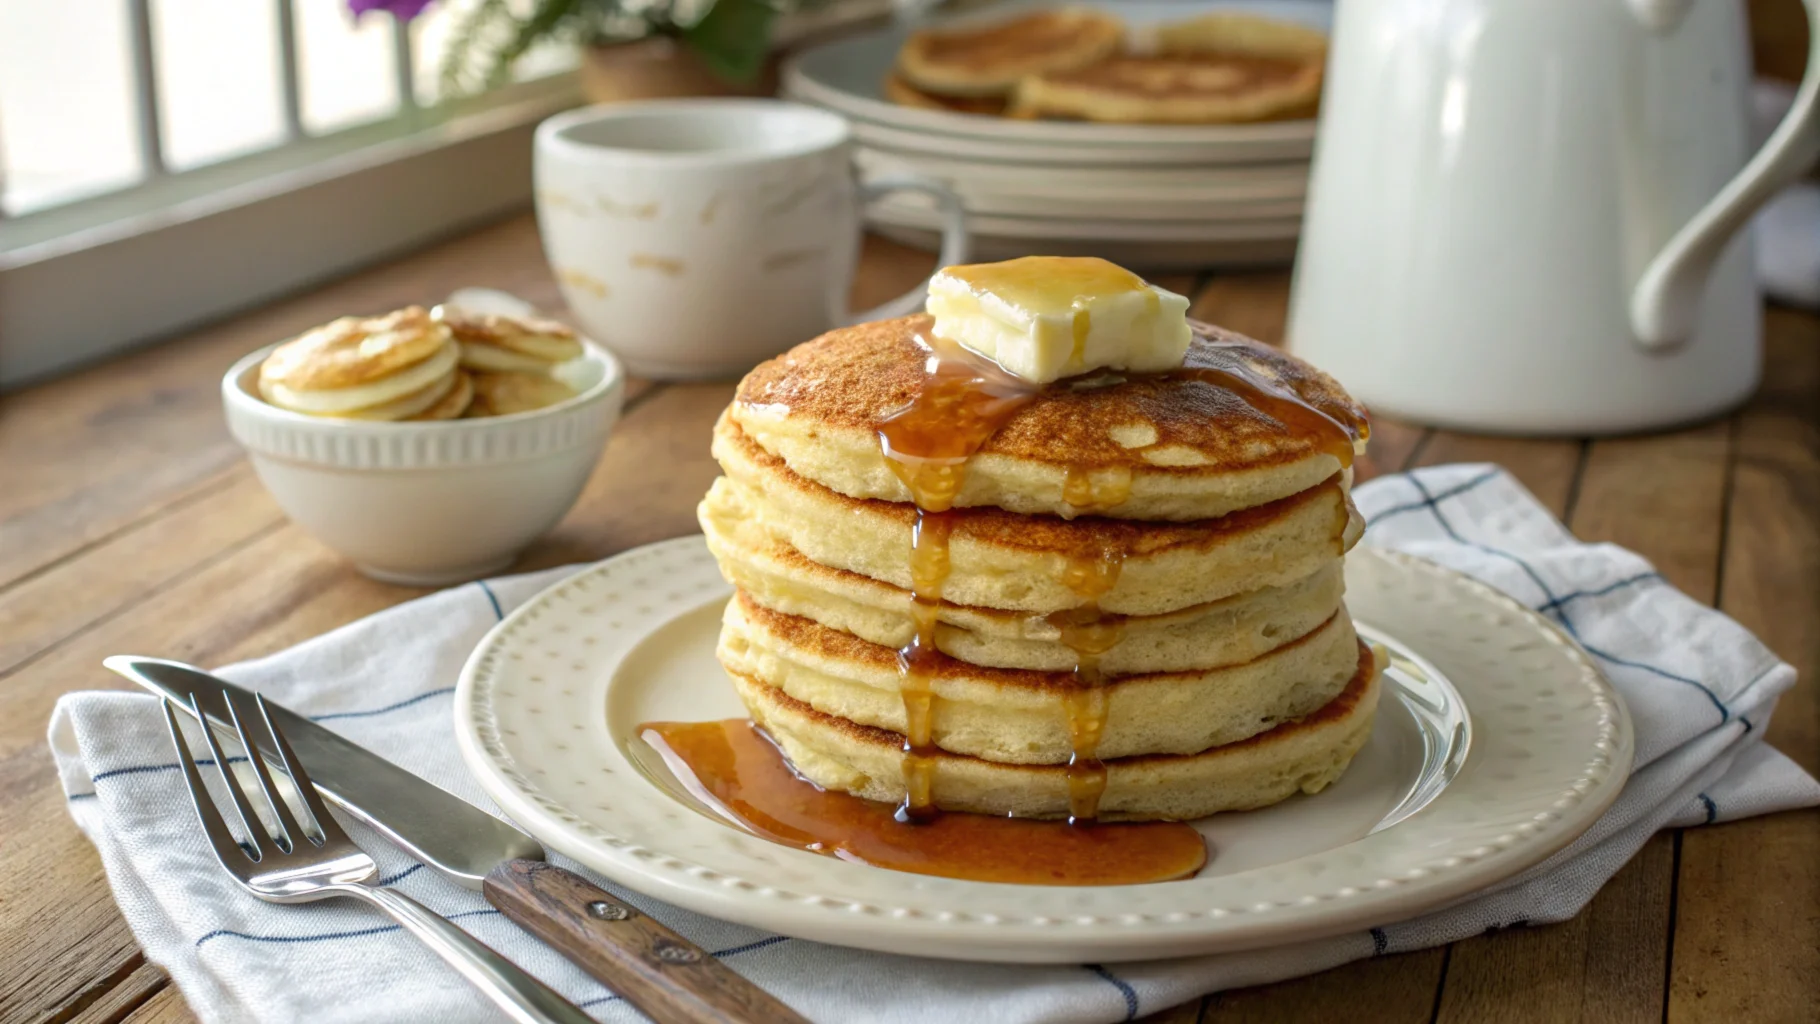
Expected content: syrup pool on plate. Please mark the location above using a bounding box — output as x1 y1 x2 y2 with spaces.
636 719 1209 886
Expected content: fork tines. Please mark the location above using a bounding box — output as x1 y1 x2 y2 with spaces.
161 691 349 863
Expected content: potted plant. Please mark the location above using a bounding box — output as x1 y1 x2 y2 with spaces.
354 0 827 102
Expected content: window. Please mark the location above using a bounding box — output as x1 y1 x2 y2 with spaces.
0 0 585 387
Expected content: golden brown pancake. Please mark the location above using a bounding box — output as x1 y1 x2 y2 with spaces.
405 369 474 421
708 416 1362 615
882 72 1009 115
703 491 1348 673
896 8 1124 98
737 639 1381 820
1009 51 1323 124
466 371 577 417
260 307 451 392
720 589 1361 764
435 306 583 374
729 314 1368 521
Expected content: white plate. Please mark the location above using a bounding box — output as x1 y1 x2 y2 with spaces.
868 201 1304 240
871 224 1302 269
867 186 1305 222
456 537 1632 964
853 149 1310 200
784 0 1331 165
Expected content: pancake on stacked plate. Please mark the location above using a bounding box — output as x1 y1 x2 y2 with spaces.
699 298 1380 822
889 7 1325 125
259 306 472 421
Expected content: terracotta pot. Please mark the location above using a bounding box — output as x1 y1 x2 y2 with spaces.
579 36 779 103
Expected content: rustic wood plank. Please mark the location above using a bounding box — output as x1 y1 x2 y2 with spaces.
0 755 147 1023
113 984 197 1024
57 960 168 1024
1670 309 1820 1023
1136 997 1205 1024
1187 271 1295 344
1435 421 1731 1024
0 467 282 679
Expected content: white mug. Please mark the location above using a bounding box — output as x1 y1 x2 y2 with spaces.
535 99 969 379
1287 0 1820 435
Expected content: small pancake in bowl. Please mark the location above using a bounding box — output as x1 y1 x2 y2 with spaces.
466 370 578 418
405 369 475 421
435 306 584 375
258 306 462 420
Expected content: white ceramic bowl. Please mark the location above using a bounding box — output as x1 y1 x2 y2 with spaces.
222 342 625 585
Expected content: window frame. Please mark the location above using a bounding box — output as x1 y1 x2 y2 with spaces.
0 0 899 389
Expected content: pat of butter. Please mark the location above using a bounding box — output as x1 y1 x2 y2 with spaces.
925 256 1192 384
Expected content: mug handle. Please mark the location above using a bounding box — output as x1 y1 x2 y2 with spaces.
1628 0 1820 352
845 175 971 323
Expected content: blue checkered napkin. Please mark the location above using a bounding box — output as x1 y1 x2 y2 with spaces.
49 463 1820 1024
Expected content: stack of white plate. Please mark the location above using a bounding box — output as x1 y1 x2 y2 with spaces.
783 0 1330 269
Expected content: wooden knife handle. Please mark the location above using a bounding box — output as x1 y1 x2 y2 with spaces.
484 859 810 1024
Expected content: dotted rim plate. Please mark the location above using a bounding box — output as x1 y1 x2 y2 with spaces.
454 537 1633 963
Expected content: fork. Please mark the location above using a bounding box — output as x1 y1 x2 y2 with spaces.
161 691 596 1024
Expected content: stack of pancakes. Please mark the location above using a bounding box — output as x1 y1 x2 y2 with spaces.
259 307 473 421
699 313 1381 822
889 9 1327 125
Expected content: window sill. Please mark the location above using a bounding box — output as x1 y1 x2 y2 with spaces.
0 75 582 388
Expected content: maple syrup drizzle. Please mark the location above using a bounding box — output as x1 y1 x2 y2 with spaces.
1043 543 1127 821
870 325 1368 825
877 333 1041 821
639 719 1208 886
1173 340 1368 470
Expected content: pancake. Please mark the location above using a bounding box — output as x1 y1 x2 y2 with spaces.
730 314 1367 521
883 73 1008 116
707 415 1362 616
896 8 1124 98
260 306 451 391
437 306 584 374
466 370 578 417
261 335 460 417
736 639 1380 821
702 487 1346 673
405 369 474 421
1009 50 1323 124
719 591 1359 764
333 366 459 422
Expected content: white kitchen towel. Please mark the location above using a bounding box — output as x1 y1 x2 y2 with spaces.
50 463 1820 1024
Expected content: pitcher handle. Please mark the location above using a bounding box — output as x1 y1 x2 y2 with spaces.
1629 0 1820 351
846 175 970 323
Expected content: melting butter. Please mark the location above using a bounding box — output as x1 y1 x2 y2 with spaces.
925 256 1192 384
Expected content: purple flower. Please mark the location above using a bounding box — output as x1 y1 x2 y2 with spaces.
348 0 435 20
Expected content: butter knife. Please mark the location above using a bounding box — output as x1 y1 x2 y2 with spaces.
105 656 809 1024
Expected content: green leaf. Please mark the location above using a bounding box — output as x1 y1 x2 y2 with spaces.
680 0 777 83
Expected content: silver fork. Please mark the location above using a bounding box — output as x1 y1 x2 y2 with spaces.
161 692 595 1024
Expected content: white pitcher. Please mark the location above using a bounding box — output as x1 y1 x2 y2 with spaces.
1287 0 1820 434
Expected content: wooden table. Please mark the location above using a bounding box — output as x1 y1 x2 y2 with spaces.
2 214 1815 1024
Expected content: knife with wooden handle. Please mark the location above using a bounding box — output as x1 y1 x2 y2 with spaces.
105 656 810 1024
